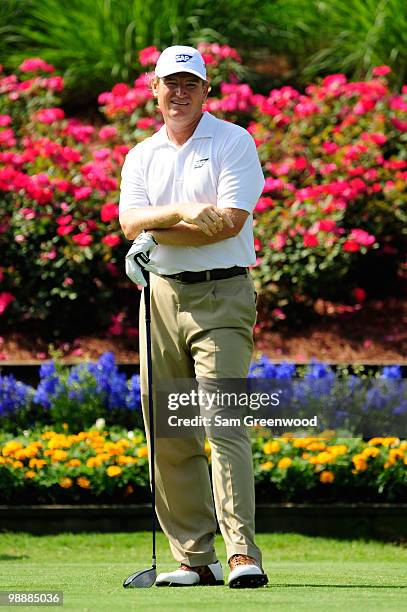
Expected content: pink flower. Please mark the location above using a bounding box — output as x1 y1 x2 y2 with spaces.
343 240 360 253
269 234 286 251
35 108 65 124
101 202 119 222
139 46 161 66
136 117 155 130
254 197 273 212
57 225 74 236
98 126 118 140
56 214 73 226
102 234 120 247
0 114 11 126
372 65 391 77
0 292 14 314
72 233 93 246
73 186 92 201
349 229 375 246
19 57 55 73
391 117 407 132
318 219 337 232
112 83 130 96
303 233 319 247
63 277 74 287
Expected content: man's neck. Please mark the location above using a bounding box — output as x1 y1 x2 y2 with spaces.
165 113 203 147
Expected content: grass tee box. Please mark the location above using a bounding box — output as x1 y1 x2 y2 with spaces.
0 532 406 612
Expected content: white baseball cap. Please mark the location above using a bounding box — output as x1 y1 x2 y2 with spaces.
155 45 207 81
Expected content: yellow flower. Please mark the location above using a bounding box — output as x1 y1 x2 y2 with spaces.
367 437 383 446
14 445 39 460
77 477 91 489
327 445 348 456
51 450 68 462
2 440 23 457
259 461 274 471
67 458 81 467
12 460 24 469
137 446 149 458
48 436 70 450
362 447 380 459
117 455 136 465
25 470 37 479
381 438 400 447
106 465 122 477
399 441 407 451
389 448 404 460
307 442 326 452
352 454 368 471
204 440 211 454
314 451 334 464
263 441 281 454
28 458 47 469
59 477 73 488
0 457 6 464
277 457 292 469
320 470 335 484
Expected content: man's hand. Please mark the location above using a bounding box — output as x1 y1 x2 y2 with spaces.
177 203 234 236
125 232 158 287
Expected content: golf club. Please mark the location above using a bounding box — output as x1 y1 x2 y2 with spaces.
123 270 157 588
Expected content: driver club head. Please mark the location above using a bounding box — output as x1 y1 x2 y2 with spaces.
123 567 157 588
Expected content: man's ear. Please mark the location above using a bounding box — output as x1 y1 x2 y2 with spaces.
151 77 160 97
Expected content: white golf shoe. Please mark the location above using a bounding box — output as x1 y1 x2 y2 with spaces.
228 554 268 588
156 560 224 586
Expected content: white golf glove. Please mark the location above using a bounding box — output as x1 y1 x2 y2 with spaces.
125 232 158 287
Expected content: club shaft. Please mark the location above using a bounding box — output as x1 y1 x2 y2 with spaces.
144 272 156 567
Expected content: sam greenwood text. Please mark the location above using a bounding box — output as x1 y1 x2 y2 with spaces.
168 415 319 427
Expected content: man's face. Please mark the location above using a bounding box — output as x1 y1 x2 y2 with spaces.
152 72 209 124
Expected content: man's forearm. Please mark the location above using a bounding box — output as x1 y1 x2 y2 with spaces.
149 222 235 246
119 205 182 240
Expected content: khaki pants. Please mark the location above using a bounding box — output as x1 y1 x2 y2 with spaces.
139 272 262 567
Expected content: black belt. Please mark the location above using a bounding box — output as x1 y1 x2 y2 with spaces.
160 266 247 284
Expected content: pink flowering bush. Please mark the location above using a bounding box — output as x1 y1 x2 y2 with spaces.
0 47 406 334
248 73 407 319
0 60 130 331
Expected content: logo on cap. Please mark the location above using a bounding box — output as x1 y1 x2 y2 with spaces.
175 54 193 63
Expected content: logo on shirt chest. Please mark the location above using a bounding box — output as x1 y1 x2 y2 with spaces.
193 157 209 169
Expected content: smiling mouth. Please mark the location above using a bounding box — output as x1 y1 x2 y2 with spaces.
171 101 189 106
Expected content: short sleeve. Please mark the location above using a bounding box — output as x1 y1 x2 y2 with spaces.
216 131 265 213
119 146 150 214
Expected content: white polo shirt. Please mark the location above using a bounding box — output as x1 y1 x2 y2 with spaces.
119 111 264 274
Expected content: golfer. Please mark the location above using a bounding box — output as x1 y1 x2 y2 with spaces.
119 45 268 588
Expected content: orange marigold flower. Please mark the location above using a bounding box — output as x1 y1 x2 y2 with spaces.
51 450 68 462
327 445 348 456
259 461 274 471
352 454 368 471
77 477 91 489
2 441 23 457
59 477 73 488
67 459 81 467
12 460 24 468
362 447 380 458
106 465 122 477
320 470 335 484
307 442 326 452
28 458 47 469
137 446 149 458
277 457 292 469
314 451 334 464
25 470 37 478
